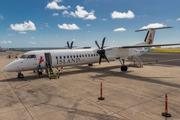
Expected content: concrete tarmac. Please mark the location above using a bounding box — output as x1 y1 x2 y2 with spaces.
0 51 180 120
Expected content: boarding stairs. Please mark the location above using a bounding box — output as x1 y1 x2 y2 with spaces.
45 63 59 79
128 55 143 68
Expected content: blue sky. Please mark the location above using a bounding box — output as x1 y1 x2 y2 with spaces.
0 0 180 48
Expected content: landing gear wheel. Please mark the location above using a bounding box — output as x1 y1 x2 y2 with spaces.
18 73 24 79
88 64 93 66
121 66 128 71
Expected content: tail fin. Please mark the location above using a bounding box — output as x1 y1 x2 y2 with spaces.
136 26 173 45
144 30 155 45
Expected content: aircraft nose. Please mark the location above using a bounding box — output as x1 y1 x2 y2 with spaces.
3 60 20 72
3 65 11 72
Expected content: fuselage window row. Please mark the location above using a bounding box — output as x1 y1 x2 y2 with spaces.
56 54 99 59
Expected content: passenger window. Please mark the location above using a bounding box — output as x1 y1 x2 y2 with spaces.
60 56 62 59
27 55 36 58
77 55 78 58
64 56 66 59
85 54 87 57
91 54 93 57
82 55 84 57
70 55 72 58
88 54 90 57
79 55 81 58
67 56 69 58
73 55 75 58
56 56 58 59
96 54 98 56
94 54 96 56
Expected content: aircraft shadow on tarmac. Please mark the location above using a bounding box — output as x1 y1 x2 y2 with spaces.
1 64 180 89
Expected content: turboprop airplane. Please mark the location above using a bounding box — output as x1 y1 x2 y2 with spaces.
3 27 180 79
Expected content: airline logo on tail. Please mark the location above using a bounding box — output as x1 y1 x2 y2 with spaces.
145 31 155 45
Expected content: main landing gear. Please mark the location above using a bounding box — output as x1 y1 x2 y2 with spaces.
17 72 24 79
120 59 128 71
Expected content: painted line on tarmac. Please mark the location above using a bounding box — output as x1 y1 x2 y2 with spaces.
144 58 180 64
133 82 145 116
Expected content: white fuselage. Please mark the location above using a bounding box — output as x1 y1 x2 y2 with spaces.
3 47 147 72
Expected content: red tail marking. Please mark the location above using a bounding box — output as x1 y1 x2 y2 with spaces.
148 33 153 44
39 56 44 64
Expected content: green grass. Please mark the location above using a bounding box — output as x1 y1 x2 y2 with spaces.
149 48 180 53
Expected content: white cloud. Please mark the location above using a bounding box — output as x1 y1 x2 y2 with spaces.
62 5 96 20
166 19 173 21
58 23 80 30
31 37 35 39
87 24 91 26
62 10 76 17
44 23 49 27
42 41 48 44
0 15 3 19
72 39 75 41
113 41 115 42
83 10 96 20
75 5 89 18
114 28 126 32
88 31 91 32
53 13 59 16
46 1 70 10
177 18 180 21
111 10 135 19
102 19 108 21
0 40 12 44
53 0 62 2
8 34 16 36
29 41 36 44
19 31 27 34
10 20 36 31
140 23 167 29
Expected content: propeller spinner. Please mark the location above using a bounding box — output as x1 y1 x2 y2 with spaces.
95 37 109 64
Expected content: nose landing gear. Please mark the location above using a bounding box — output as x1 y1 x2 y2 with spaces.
17 72 24 79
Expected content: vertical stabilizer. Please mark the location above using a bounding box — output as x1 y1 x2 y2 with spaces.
144 30 155 45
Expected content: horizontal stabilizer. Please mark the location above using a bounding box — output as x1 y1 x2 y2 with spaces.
119 43 180 49
135 27 173 32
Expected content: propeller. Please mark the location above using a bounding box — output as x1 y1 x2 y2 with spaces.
95 37 109 64
67 41 74 49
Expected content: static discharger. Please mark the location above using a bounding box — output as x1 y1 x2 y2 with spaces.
98 82 105 100
162 93 171 117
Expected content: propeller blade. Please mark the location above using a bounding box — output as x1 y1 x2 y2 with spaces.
95 40 101 49
103 54 109 63
67 41 70 48
99 54 102 64
70 41 74 49
101 37 106 49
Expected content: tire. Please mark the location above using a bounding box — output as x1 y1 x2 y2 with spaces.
19 74 24 78
121 66 128 71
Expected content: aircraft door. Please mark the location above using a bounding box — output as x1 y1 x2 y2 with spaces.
45 53 52 67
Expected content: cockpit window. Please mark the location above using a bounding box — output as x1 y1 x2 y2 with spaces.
27 55 36 58
20 54 28 59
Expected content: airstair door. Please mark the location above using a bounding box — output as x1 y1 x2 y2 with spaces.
45 53 52 66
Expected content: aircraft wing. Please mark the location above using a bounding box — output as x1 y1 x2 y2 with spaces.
119 43 180 48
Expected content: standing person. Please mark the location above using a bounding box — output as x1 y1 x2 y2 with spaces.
38 65 43 78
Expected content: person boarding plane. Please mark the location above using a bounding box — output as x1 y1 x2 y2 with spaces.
3 27 180 78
